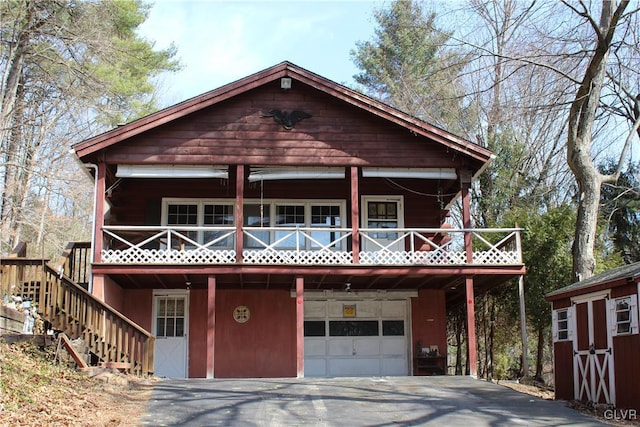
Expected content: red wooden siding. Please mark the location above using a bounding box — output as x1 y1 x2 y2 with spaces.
411 290 447 360
102 83 473 169
121 289 153 331
613 334 640 411
611 283 640 411
106 175 451 229
214 289 296 378
188 289 208 378
553 341 574 401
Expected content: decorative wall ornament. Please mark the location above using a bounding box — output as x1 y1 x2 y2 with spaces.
233 305 250 323
261 109 312 130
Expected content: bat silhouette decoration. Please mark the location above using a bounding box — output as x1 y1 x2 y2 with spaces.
261 109 312 130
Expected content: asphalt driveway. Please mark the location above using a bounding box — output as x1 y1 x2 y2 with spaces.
140 376 606 426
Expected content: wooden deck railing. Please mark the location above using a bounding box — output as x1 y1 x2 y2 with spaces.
1 254 154 376
99 225 523 266
57 241 91 289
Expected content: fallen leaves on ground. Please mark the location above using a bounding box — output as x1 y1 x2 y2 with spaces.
0 340 154 427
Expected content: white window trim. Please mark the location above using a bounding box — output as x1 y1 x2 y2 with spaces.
242 198 346 228
609 294 639 336
161 198 347 249
552 306 574 342
161 198 235 227
361 195 405 229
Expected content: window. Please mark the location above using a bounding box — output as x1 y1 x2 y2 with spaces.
203 204 234 247
329 320 379 336
163 200 234 248
382 320 404 336
611 295 638 336
556 310 569 340
366 201 399 239
275 205 305 248
311 205 341 248
243 200 345 250
156 296 186 337
552 308 572 342
304 321 326 337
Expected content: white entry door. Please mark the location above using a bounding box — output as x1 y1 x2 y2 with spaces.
154 292 189 378
361 196 404 253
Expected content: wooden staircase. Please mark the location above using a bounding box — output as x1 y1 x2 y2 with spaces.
0 242 154 376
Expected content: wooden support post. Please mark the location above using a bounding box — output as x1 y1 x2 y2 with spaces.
518 275 529 378
465 276 477 378
93 162 106 264
460 170 473 264
350 166 360 264
207 275 216 379
296 276 304 378
235 165 245 264
92 273 105 302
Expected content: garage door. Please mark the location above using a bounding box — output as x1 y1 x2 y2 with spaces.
304 299 409 377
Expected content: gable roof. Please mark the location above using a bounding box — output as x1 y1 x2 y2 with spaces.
73 61 492 165
546 261 640 300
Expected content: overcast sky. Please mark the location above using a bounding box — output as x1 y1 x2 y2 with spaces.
138 0 387 107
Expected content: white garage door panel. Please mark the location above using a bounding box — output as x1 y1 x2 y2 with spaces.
382 300 406 317
382 357 407 375
328 340 353 356
305 340 327 356
305 301 326 317
330 358 381 376
354 339 381 356
382 337 406 355
304 298 409 377
305 359 326 377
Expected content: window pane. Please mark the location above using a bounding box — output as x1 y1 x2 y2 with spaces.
175 318 185 337
304 321 326 337
166 319 175 337
310 205 341 249
244 204 270 248
167 204 197 225
311 205 340 226
382 320 404 336
558 320 568 330
204 204 234 225
158 299 166 316
166 298 176 316
156 318 165 337
175 298 185 316
616 300 630 311
558 331 568 340
617 311 630 323
276 205 305 225
617 323 631 334
557 310 567 321
329 321 379 336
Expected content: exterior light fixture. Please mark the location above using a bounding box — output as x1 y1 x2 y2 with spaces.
280 77 292 89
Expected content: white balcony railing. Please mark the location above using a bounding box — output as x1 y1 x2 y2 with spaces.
100 225 522 266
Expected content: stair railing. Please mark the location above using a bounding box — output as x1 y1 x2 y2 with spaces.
1 250 154 376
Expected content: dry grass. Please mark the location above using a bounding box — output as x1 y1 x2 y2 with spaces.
0 340 153 427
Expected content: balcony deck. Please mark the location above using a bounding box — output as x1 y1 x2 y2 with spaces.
100 226 522 267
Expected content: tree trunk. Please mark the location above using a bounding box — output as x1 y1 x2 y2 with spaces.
566 0 628 281
535 325 545 383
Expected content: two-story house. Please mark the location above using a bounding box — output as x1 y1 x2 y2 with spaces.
70 62 525 378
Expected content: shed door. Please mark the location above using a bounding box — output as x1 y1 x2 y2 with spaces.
572 294 615 406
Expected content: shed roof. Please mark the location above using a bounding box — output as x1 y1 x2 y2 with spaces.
73 61 492 167
546 262 640 300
